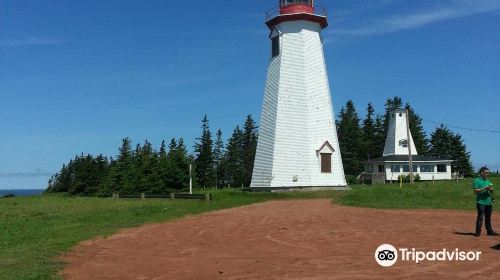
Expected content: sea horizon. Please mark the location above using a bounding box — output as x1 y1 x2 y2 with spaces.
0 189 46 197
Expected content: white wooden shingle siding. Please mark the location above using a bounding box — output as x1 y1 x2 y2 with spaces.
383 110 418 156
251 20 346 189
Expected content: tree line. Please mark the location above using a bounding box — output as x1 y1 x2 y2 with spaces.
46 115 257 195
336 96 473 176
46 96 474 195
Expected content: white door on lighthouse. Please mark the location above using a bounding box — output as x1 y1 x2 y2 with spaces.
251 0 346 189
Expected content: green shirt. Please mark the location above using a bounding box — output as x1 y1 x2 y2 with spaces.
473 177 493 205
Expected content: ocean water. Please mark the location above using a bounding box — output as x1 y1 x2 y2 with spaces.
0 189 45 197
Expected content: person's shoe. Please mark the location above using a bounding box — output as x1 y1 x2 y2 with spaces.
474 232 481 237
487 231 500 236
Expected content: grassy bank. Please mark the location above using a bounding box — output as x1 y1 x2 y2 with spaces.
338 177 499 210
0 190 339 280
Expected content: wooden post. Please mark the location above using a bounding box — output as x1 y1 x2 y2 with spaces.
456 172 459 184
205 194 211 202
399 174 403 188
112 192 116 199
432 175 435 186
116 193 119 199
170 193 175 200
141 193 145 201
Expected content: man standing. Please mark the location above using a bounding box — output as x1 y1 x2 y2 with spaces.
473 167 499 237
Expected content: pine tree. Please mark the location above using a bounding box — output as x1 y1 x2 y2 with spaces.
134 140 160 193
429 125 474 176
112 137 135 193
383 96 403 131
373 115 386 158
157 140 169 192
224 126 244 187
337 100 363 175
213 129 225 189
405 103 429 155
166 138 190 190
194 115 215 188
241 115 258 187
361 103 377 160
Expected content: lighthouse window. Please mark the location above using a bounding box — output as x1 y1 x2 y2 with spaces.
320 153 332 173
272 36 280 57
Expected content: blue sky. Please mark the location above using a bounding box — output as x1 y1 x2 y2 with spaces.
1 0 499 189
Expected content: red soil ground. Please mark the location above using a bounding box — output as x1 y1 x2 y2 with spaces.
62 199 500 280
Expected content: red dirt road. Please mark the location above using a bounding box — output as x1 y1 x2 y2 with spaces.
62 200 500 280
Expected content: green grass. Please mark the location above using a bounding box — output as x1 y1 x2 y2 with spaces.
337 177 499 210
0 190 340 280
1 179 497 280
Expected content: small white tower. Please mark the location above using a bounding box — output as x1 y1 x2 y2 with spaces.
383 109 418 156
251 0 346 190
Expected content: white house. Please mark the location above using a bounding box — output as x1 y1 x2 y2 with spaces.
362 109 453 183
250 0 347 191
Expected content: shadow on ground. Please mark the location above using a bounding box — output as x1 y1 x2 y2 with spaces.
491 244 500 250
454 231 476 236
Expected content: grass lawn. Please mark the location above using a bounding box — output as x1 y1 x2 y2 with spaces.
338 177 499 210
0 190 339 280
0 177 497 279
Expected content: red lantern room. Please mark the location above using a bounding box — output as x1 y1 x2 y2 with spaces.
280 0 314 15
266 0 328 30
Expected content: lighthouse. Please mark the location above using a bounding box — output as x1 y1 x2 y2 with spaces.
250 0 346 190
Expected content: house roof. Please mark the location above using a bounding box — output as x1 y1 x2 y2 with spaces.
362 155 453 163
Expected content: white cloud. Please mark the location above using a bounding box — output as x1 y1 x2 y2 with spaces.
332 0 500 36
0 36 66 47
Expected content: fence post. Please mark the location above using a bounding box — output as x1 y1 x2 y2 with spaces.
112 192 116 199
205 194 211 202
170 193 175 200
116 193 120 199
141 193 145 200
432 175 435 186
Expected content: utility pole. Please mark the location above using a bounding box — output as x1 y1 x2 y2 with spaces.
405 109 414 184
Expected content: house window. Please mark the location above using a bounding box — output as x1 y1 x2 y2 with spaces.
321 153 332 173
402 165 418 172
272 36 280 57
391 165 401 172
399 139 408 148
437 164 447 173
378 165 385 173
420 165 434 173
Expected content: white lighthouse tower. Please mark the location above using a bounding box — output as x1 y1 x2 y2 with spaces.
251 0 346 190
383 109 418 156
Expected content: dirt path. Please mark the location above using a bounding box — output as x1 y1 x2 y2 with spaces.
62 200 500 280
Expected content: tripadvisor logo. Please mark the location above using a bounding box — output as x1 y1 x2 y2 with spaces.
375 244 482 267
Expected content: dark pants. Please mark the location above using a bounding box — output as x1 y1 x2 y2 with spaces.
476 204 494 234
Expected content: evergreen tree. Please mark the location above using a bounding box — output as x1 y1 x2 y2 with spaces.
194 115 215 188
405 103 429 155
224 126 244 187
337 100 363 175
361 103 377 160
372 115 386 158
110 137 134 193
166 138 190 190
241 115 258 187
383 96 403 131
157 140 169 192
134 140 160 193
213 129 225 189
429 125 473 176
